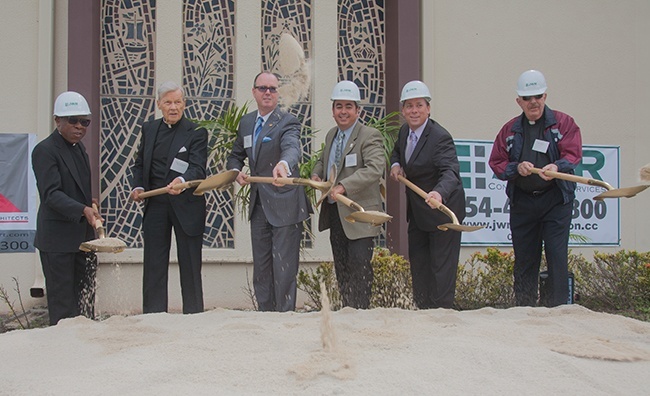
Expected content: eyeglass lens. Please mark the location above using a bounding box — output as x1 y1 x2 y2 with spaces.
521 94 544 101
67 117 91 127
255 86 278 93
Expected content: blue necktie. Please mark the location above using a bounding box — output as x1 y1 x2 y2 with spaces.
252 116 263 154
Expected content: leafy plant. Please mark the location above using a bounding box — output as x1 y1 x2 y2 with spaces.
455 248 515 310
571 250 650 321
297 247 413 310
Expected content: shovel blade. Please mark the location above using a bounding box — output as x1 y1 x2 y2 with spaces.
194 170 239 195
437 223 485 232
79 237 127 253
593 184 649 200
345 211 392 226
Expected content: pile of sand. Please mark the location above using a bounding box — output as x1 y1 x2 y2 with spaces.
1 305 649 395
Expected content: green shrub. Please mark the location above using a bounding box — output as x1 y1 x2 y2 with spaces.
455 247 515 310
370 248 414 309
297 247 412 310
299 246 650 322
571 250 650 321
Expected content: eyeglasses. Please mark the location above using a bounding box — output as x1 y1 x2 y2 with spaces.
66 117 91 127
254 86 278 93
520 94 544 101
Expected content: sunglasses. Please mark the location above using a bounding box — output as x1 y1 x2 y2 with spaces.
520 94 544 101
255 86 278 94
66 117 91 127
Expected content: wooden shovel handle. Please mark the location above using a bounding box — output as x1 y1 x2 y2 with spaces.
246 176 332 192
91 203 105 239
529 168 613 190
334 193 365 212
397 175 461 225
138 180 202 199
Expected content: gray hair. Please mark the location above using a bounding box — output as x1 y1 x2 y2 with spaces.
157 81 184 100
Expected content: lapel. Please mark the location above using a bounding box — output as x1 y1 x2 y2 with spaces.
142 119 161 186
323 126 338 169
342 122 361 160
53 131 90 201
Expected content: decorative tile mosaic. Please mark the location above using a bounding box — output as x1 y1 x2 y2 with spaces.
338 0 387 245
100 0 157 247
262 0 314 248
183 0 236 248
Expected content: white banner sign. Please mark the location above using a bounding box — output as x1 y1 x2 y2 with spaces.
455 140 620 246
0 133 37 253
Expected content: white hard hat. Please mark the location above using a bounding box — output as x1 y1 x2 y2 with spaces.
400 80 431 102
331 80 361 102
53 91 91 117
516 70 547 96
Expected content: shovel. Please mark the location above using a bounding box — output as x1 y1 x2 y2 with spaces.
246 164 336 206
193 170 240 195
529 168 649 200
137 180 203 199
334 194 392 226
79 204 127 253
397 175 483 232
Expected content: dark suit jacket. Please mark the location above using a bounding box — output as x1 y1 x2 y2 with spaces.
312 122 385 240
131 117 207 236
32 130 94 252
226 108 311 227
390 119 466 232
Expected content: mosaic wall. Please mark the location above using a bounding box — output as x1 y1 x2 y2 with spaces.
98 0 386 250
338 0 387 245
182 0 236 248
100 0 157 248
261 0 314 247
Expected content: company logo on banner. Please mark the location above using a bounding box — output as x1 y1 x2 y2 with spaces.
456 140 620 246
0 133 37 253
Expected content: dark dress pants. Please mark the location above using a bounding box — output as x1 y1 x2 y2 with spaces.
328 203 374 309
250 201 301 312
143 196 204 314
40 250 97 325
407 221 461 309
510 187 572 307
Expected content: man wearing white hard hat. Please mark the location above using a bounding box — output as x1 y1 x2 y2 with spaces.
32 91 103 325
312 81 385 309
489 70 582 307
390 80 466 309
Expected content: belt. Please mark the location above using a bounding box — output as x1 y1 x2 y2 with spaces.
530 188 552 196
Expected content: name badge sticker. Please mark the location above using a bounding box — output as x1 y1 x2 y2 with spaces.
171 158 189 174
345 153 357 167
244 135 252 148
532 139 549 153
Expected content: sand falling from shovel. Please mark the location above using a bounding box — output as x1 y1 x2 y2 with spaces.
289 282 355 380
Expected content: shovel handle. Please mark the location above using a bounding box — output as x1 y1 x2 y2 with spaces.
397 175 461 225
529 168 613 190
334 193 365 212
138 180 202 199
246 176 332 192
91 203 105 239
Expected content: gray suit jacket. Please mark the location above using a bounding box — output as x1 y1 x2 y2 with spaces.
227 108 311 227
312 122 385 240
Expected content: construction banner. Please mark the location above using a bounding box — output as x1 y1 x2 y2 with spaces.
456 139 620 247
0 133 37 253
